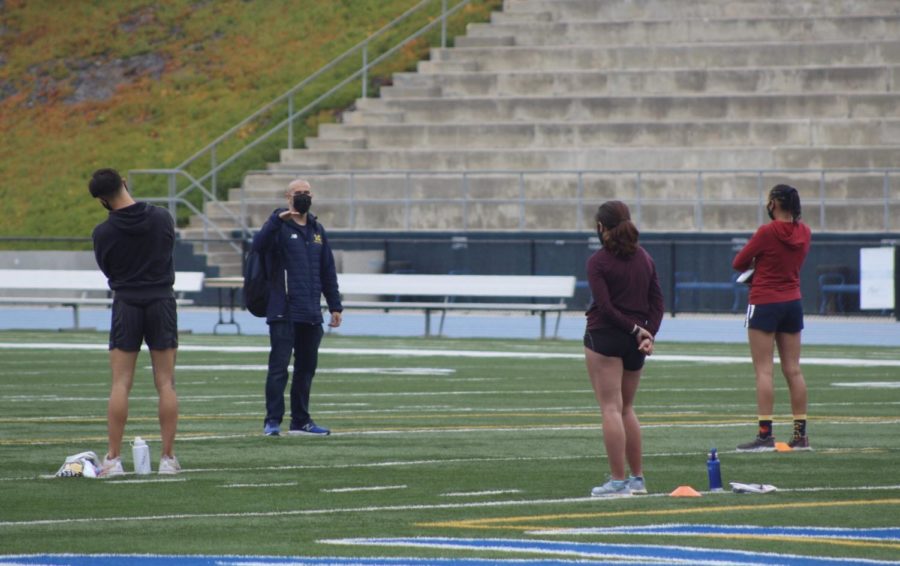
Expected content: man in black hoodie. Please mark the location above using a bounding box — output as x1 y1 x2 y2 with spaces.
89 168 180 477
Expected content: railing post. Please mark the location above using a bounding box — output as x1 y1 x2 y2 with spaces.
362 42 368 98
168 172 177 220
518 172 526 229
405 172 411 231
576 172 584 230
884 170 891 232
211 145 217 196
441 0 448 48
288 96 294 150
757 171 764 225
695 171 703 231
635 171 642 227
349 173 356 229
462 172 469 231
819 170 826 230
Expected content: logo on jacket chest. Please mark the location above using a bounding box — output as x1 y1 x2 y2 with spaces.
313 234 323 245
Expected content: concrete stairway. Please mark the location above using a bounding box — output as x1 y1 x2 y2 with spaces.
186 0 900 275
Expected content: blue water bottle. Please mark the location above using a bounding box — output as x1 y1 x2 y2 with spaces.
707 448 723 492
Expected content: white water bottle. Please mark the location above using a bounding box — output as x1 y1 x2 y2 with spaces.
132 437 151 475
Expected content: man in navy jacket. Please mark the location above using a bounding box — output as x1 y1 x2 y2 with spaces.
252 179 343 436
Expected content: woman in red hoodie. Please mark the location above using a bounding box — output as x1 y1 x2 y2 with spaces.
733 184 812 452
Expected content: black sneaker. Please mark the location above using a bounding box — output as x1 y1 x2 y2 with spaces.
736 436 776 452
788 435 811 451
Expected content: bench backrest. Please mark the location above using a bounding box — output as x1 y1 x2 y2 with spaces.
0 269 205 293
337 274 576 299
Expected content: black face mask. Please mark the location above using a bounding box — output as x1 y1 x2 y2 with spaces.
766 202 775 220
101 199 112 211
293 193 311 214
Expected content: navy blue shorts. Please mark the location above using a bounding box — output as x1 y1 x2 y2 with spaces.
109 297 178 351
583 328 646 371
745 299 804 333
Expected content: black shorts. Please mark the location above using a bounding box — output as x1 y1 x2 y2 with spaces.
583 328 646 371
745 299 804 333
109 297 178 351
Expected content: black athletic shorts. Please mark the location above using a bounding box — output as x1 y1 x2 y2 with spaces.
745 299 804 333
109 297 178 351
583 327 646 371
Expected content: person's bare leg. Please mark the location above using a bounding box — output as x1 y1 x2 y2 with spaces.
775 332 807 416
747 329 776 417
585 348 626 480
621 369 642 477
107 349 139 459
150 348 178 457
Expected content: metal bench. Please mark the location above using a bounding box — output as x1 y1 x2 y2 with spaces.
0 269 205 329
818 272 860 314
205 273 576 338
674 271 746 313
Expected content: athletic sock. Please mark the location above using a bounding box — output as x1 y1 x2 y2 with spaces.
757 417 773 440
793 415 807 438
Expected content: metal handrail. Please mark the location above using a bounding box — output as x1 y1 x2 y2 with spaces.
129 0 469 237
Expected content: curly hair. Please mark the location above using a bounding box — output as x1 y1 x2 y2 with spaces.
596 200 639 257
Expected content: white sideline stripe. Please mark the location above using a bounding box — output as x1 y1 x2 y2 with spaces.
3 484 899 529
223 482 298 488
322 485 407 493
832 381 900 389
442 490 523 497
2 342 900 367
168 365 456 376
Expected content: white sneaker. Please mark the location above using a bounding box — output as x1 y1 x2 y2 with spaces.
158 455 181 475
591 478 632 498
99 454 124 478
628 475 648 495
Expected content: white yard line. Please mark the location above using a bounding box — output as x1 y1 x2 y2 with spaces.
322 485 408 493
222 482 299 489
2 484 898 529
2 342 899 367
442 490 523 497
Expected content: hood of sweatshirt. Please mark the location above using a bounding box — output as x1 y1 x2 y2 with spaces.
769 220 810 249
106 202 155 235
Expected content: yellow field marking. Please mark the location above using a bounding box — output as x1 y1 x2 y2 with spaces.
419 498 900 532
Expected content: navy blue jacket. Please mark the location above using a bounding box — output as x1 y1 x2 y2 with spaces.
251 209 342 324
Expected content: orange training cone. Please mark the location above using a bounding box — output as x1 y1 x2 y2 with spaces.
775 442 793 452
669 485 702 497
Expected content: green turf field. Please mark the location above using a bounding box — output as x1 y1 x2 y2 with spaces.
0 330 898 564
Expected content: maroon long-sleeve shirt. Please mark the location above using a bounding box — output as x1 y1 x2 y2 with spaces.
585 246 665 336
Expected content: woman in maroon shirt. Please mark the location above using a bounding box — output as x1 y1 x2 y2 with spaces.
584 201 664 497
732 184 812 452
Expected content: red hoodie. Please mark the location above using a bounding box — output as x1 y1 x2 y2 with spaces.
733 220 811 305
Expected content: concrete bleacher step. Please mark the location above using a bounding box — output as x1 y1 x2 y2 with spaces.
429 40 900 72
393 66 898 97
502 0 900 20
313 119 900 149
242 170 900 204
354 93 899 123
453 34 515 48
466 15 900 46
275 146 897 171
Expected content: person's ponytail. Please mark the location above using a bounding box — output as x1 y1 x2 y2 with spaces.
596 201 639 257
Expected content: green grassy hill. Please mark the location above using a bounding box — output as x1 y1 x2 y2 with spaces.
0 0 499 242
